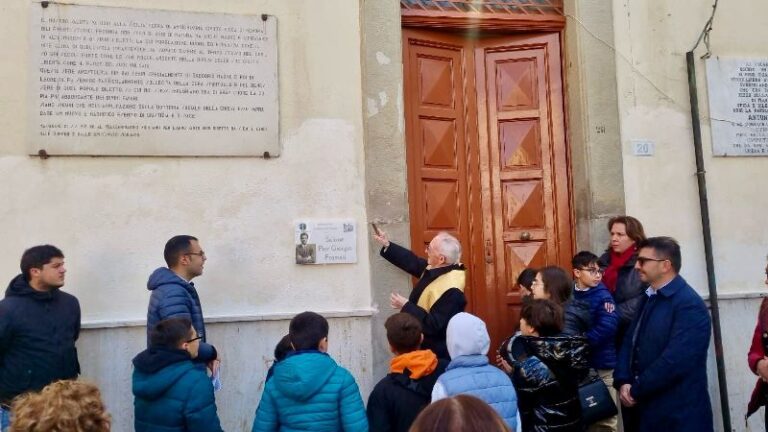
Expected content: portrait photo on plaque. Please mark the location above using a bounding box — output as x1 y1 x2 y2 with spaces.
295 223 317 265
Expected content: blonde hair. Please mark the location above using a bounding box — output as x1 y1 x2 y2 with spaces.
10 380 111 432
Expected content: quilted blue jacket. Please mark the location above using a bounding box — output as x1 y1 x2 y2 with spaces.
437 354 518 430
572 282 619 369
434 313 517 430
252 351 368 432
146 267 216 362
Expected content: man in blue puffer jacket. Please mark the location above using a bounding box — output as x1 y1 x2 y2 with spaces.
133 317 224 432
147 235 218 368
431 312 518 430
252 311 368 432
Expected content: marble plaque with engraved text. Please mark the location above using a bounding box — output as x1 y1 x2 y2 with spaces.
28 2 279 156
706 57 768 156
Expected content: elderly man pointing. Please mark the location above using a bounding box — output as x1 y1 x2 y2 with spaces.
374 230 467 360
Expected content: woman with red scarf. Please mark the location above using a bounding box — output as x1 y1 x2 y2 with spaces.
746 260 768 429
597 216 647 346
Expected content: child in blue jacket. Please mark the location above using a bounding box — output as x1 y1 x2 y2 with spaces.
133 318 224 432
252 311 368 432
432 312 518 430
572 251 620 431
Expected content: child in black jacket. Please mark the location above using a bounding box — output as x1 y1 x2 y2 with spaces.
367 313 447 432
501 299 589 432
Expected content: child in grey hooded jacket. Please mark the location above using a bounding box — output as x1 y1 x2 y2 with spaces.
431 312 518 430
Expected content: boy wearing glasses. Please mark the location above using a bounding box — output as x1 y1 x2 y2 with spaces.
133 318 224 432
572 251 620 432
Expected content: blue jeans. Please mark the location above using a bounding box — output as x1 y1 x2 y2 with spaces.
0 407 10 432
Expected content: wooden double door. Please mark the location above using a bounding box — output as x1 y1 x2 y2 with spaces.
403 29 573 352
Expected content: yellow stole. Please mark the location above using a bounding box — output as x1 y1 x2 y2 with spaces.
416 269 466 311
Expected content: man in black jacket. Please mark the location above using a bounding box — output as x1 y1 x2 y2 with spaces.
0 245 80 431
373 229 466 360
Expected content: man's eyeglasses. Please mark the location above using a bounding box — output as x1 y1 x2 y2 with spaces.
636 256 668 265
186 335 203 343
185 251 205 258
578 267 604 276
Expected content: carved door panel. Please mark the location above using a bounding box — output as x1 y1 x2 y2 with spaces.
402 30 483 309
475 32 572 347
402 30 571 351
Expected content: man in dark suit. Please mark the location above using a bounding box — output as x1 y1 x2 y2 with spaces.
614 236 713 432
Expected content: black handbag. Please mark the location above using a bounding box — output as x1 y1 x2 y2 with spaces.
578 370 618 425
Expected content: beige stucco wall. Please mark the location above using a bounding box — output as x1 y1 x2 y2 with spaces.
609 0 768 429
1 0 372 320
360 0 411 380
563 0 626 253
612 0 768 295
0 0 374 429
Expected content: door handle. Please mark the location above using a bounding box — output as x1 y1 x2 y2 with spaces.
520 231 532 241
484 240 493 263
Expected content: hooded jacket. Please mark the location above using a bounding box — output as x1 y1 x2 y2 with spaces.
510 335 589 432
132 347 223 432
0 274 80 403
146 267 216 362
432 313 518 430
367 350 446 432
380 242 467 360
252 351 368 432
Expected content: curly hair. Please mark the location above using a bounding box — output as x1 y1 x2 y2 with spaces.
10 380 111 432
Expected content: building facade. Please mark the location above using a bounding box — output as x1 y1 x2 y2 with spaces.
1 0 767 430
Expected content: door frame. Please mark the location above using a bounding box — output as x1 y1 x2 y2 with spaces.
400 9 575 321
401 5 566 32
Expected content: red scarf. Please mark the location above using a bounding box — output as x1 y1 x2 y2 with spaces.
602 246 636 293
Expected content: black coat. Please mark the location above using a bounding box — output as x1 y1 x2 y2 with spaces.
0 274 81 403
366 360 447 432
510 335 589 432
598 251 646 342
613 275 713 432
562 298 592 336
381 242 467 360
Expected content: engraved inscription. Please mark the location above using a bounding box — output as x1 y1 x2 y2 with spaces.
29 4 279 156
706 58 768 157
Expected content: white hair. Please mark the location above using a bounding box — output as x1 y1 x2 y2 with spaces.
433 232 462 264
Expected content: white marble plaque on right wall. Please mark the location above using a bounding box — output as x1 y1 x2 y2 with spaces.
706 57 768 156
